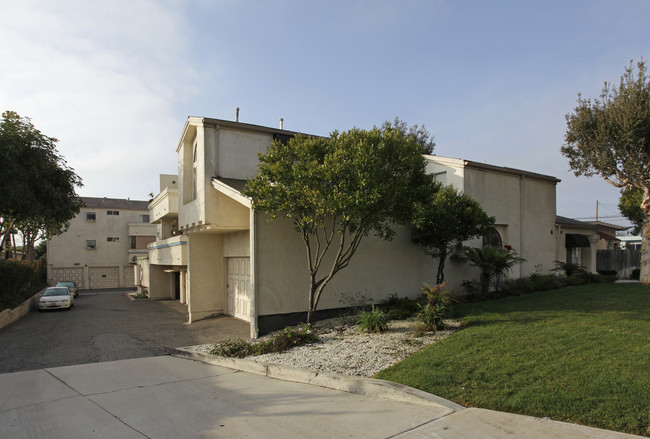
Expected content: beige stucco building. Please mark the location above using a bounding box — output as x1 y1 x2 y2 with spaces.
138 117 578 338
47 197 156 289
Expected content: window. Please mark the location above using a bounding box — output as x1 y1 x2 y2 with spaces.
86 240 96 250
483 228 502 248
107 237 119 242
140 214 150 223
86 212 96 222
131 236 137 249
107 210 119 215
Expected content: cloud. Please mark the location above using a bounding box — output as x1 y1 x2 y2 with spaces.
0 0 195 199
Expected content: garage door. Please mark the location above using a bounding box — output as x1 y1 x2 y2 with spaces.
227 257 250 322
89 266 119 289
123 266 135 287
50 267 84 289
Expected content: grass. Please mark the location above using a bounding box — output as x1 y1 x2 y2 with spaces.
375 283 650 437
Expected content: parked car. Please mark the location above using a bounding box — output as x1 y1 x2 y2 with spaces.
55 281 78 297
38 287 75 311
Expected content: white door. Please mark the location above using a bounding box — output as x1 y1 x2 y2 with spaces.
227 257 250 322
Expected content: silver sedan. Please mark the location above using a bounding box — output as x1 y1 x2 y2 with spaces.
38 287 75 311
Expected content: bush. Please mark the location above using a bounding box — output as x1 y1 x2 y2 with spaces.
382 294 419 320
416 303 449 331
566 275 586 286
358 305 388 333
209 339 253 358
209 325 319 358
0 259 47 310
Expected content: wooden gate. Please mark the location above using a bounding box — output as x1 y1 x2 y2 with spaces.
227 257 250 322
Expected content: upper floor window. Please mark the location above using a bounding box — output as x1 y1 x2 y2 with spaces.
140 214 150 223
107 237 119 242
86 240 96 250
86 212 96 222
107 210 119 215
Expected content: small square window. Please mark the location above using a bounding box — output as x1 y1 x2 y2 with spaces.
107 210 120 215
107 237 119 242
86 212 96 221
140 214 150 223
86 240 96 250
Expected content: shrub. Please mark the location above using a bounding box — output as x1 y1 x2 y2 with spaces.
252 325 319 355
416 303 449 331
566 275 586 286
210 339 253 358
358 305 388 333
0 259 47 310
382 294 419 320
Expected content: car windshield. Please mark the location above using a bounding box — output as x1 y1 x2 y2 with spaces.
56 282 74 287
43 288 70 297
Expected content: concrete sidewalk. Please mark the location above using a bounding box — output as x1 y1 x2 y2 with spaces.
0 355 642 438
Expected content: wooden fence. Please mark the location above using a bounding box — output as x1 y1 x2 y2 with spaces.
596 249 641 279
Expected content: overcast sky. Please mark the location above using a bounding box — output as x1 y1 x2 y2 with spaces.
1 0 648 228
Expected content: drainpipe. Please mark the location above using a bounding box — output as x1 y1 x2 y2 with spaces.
519 174 525 278
249 209 259 339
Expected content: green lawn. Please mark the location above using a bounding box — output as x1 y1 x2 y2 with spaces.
375 283 650 437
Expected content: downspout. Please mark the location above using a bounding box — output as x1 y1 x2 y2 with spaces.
249 208 259 339
519 174 525 278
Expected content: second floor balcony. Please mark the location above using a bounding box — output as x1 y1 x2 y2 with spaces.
148 235 188 266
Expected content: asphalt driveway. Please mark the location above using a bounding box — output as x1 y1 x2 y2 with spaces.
0 289 249 373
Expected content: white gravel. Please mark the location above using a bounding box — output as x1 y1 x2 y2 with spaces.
191 316 460 378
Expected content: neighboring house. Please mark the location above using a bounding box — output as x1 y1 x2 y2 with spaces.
554 216 600 273
138 117 564 338
586 221 629 250
618 235 642 250
47 197 156 289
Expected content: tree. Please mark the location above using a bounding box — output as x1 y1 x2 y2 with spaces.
382 117 436 155
463 246 526 294
561 60 650 284
0 111 83 259
244 125 434 323
411 184 495 284
619 186 644 235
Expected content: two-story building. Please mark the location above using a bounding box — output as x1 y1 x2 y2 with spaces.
47 197 157 289
138 117 567 338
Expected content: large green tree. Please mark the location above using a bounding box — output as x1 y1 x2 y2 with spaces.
561 60 650 284
0 111 83 259
618 186 644 235
411 184 495 284
244 125 434 323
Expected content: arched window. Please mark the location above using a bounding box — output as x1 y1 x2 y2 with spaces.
483 228 502 248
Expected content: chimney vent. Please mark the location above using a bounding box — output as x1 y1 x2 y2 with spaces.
280 118 284 130
235 107 239 122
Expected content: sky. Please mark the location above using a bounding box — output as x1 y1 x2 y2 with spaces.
1 0 648 229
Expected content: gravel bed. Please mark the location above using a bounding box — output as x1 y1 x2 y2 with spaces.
190 316 460 378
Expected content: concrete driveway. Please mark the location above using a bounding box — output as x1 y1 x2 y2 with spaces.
0 355 640 439
0 289 248 373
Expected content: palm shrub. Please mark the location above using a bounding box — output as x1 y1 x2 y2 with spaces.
463 246 526 294
552 260 588 277
416 283 456 331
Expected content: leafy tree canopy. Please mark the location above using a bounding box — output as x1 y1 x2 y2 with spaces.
411 184 495 284
618 186 644 235
382 117 435 155
561 59 650 284
244 124 434 323
0 111 83 259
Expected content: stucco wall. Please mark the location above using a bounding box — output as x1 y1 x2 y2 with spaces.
254 214 435 317
187 233 224 322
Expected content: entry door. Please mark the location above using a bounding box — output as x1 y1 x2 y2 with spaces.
227 257 250 322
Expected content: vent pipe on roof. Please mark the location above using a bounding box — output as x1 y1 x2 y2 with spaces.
280 118 284 130
235 107 239 122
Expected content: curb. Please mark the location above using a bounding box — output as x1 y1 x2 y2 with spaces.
172 347 464 413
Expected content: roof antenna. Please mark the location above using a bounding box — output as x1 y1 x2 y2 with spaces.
235 107 239 122
280 118 284 130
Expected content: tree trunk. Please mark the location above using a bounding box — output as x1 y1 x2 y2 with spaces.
640 216 649 285
436 249 447 284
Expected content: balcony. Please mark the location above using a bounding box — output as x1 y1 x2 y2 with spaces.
150 188 179 224
148 235 188 266
128 222 157 237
